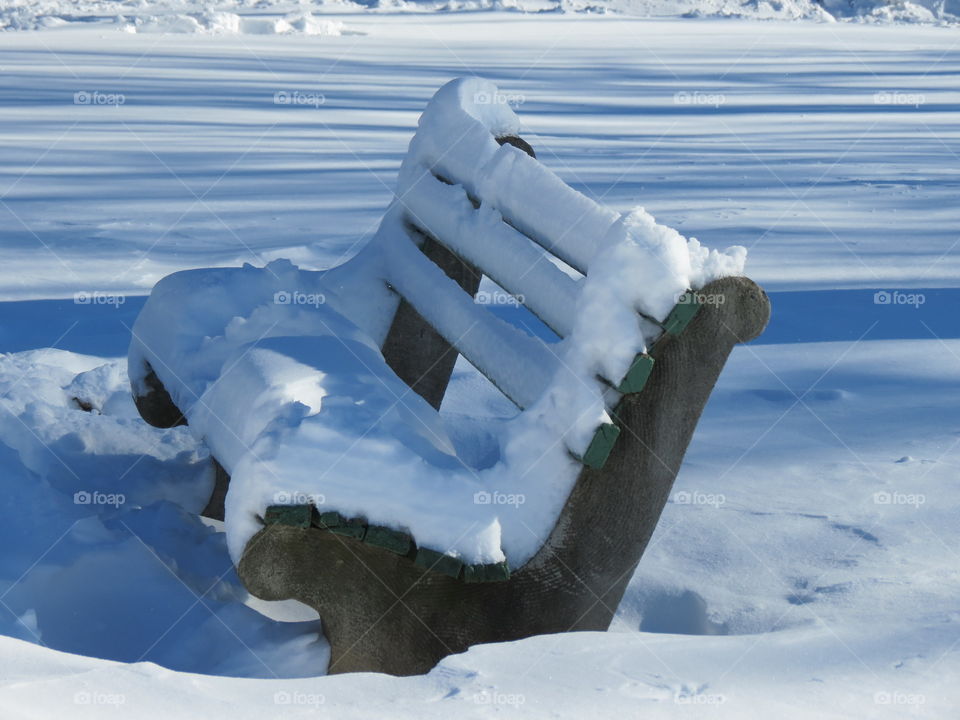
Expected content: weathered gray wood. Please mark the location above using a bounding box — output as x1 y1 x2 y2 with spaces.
237 275 770 676
380 233 482 410
200 458 230 522
132 364 230 522
132 362 187 429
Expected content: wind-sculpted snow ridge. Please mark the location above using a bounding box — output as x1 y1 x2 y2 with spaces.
1 0 957 30
129 78 745 569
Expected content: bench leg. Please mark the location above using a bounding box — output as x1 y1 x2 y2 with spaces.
130 363 229 522
200 459 230 522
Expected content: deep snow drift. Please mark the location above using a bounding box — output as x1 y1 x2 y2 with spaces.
0 12 958 720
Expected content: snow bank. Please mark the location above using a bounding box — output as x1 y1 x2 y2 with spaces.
129 12 344 36
819 0 959 22
0 350 329 677
0 4 345 35
2 0 959 31
129 77 745 569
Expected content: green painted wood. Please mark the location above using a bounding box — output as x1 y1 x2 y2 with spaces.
263 504 313 529
662 292 700 335
315 511 343 529
414 548 463 578
616 353 655 394
364 525 413 556
581 422 621 470
463 561 511 583
329 517 366 540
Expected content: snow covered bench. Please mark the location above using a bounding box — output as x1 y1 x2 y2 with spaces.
128 78 770 676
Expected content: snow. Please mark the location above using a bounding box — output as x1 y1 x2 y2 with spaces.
0 350 330 678
0 10 959 719
130 11 345 36
402 170 582 336
1 0 959 30
3 339 958 715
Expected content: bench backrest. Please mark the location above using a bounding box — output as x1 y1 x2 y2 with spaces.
377 79 701 469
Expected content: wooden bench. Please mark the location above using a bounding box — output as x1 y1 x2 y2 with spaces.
130 78 770 676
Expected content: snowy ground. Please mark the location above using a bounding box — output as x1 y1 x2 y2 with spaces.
1 0 958 29
0 12 958 719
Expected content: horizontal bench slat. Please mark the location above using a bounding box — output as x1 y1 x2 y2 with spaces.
402 170 582 338
383 232 557 410
412 124 617 274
